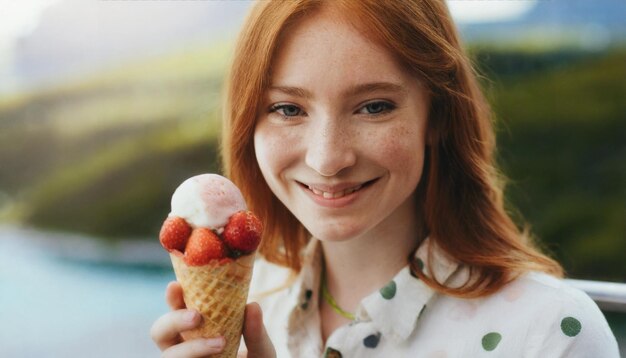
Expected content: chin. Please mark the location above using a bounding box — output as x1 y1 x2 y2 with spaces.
307 221 367 242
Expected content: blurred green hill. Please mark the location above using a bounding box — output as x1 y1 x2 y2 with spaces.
0 45 624 281
0 45 231 238
483 49 626 281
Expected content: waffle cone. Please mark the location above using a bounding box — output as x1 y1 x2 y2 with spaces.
170 252 255 358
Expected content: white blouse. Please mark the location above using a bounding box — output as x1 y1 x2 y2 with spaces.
248 238 619 357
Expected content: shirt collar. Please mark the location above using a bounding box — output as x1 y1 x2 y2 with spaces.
360 238 459 343
285 237 460 344
286 238 323 332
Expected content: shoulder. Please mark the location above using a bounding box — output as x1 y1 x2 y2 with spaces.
508 271 596 308
511 272 609 321
419 271 619 356
486 272 619 357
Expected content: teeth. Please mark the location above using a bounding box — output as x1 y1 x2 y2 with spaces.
308 184 363 199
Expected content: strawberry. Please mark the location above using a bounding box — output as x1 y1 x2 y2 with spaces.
223 211 263 254
184 228 226 265
159 216 192 252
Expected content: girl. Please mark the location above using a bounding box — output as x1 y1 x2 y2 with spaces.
151 1 619 357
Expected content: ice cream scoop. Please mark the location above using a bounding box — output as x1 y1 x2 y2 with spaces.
170 174 247 230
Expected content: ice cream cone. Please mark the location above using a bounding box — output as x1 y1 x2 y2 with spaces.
170 252 256 358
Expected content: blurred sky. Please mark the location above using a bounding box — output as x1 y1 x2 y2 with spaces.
0 0 537 95
0 2 536 57
0 0 536 45
0 0 61 93
0 0 60 47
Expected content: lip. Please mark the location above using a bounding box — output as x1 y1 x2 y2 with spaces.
297 178 378 208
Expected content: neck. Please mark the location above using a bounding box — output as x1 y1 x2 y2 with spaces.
319 198 421 313
317 196 422 343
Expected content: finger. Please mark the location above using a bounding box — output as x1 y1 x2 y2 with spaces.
166 281 186 310
162 337 225 358
242 303 276 358
150 309 201 350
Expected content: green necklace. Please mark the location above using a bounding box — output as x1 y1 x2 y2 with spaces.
321 269 355 320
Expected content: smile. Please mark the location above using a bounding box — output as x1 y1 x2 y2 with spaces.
307 184 363 199
297 179 378 208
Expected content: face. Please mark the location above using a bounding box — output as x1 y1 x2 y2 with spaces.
254 10 430 242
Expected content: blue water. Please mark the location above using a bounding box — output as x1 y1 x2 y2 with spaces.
0 226 173 357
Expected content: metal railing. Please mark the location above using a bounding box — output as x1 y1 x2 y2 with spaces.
566 279 626 312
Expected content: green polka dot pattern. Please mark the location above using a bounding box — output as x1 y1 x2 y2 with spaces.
363 332 381 348
561 317 582 337
410 258 425 279
416 258 424 271
324 347 342 358
380 280 397 299
481 332 502 351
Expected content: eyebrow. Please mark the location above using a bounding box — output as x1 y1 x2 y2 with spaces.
268 81 408 99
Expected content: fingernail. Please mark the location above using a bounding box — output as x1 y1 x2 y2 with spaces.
205 337 225 349
183 311 197 322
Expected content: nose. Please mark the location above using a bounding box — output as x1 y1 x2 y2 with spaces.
304 117 357 177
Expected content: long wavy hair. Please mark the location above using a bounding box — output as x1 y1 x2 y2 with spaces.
222 0 563 298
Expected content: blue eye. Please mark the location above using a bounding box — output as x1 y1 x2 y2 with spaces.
359 101 395 115
270 104 304 117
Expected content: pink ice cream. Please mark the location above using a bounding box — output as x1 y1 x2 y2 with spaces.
169 174 247 230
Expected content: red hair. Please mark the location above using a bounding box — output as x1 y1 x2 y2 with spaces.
222 0 562 298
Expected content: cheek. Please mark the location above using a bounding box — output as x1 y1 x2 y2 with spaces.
365 123 426 174
254 125 301 178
